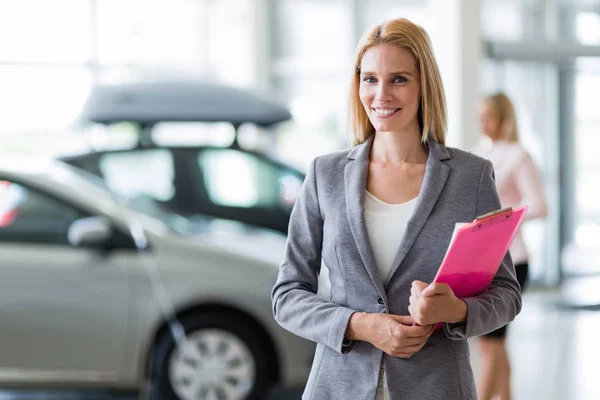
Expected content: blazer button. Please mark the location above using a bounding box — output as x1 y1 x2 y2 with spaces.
377 298 384 305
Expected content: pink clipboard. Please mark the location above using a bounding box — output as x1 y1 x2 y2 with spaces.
433 205 529 298
416 205 528 330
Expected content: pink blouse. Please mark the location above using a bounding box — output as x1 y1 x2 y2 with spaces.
473 140 548 265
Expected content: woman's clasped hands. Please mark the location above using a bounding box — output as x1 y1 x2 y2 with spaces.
369 313 435 358
346 312 434 359
346 281 467 359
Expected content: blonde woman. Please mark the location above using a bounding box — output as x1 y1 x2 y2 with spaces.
475 92 548 400
272 19 522 400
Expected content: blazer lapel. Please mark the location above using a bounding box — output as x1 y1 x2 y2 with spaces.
385 138 451 286
345 135 387 301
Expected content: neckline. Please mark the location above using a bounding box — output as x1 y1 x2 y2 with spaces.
365 191 418 207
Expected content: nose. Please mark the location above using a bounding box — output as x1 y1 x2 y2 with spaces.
375 82 392 102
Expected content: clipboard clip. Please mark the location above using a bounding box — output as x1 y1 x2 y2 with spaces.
473 207 513 229
475 207 513 222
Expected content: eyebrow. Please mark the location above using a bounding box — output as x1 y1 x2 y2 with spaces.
360 70 414 76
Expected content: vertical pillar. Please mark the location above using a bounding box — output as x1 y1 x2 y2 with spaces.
427 0 482 150
248 0 273 94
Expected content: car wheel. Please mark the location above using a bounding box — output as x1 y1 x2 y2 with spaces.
150 312 271 400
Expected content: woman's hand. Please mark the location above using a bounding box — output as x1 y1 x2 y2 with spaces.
346 312 435 358
408 280 468 326
370 314 435 358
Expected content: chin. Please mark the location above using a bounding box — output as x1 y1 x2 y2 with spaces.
372 121 403 132
369 112 417 133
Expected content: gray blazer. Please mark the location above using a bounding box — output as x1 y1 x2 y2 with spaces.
272 136 522 400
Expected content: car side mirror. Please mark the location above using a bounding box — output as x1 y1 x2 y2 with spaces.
67 216 112 248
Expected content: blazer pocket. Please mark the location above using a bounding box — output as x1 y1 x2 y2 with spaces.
328 244 348 306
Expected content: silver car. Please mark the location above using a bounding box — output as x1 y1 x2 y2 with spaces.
0 157 314 399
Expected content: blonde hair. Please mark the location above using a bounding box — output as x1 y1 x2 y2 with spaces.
484 92 519 143
349 18 447 147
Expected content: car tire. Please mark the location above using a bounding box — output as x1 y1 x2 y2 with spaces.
149 311 272 400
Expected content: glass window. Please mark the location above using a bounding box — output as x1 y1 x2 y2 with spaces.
567 66 600 274
481 0 525 41
96 0 205 68
576 11 600 45
0 180 84 244
98 149 176 202
361 1 432 33
0 66 91 133
0 0 91 63
271 0 354 166
273 0 350 73
272 76 345 168
207 0 256 87
198 149 303 209
0 66 91 157
479 60 559 283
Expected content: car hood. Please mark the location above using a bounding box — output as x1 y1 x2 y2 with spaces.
123 210 332 298
140 214 289 269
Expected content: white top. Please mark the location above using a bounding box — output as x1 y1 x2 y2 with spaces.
364 191 418 283
473 140 548 264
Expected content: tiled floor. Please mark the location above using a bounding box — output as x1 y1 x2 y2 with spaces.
470 284 600 400
0 285 597 400
0 388 300 400
0 388 302 400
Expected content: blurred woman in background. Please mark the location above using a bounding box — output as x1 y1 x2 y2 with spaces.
475 92 549 400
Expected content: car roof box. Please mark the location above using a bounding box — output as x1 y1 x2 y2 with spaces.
82 80 292 127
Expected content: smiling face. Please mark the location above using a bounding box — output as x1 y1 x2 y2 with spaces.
359 43 421 134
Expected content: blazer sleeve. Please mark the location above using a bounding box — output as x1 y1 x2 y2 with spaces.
271 156 356 354
443 159 523 339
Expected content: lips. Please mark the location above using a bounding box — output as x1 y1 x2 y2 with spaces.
372 108 400 118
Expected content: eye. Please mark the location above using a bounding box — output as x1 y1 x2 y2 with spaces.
393 76 407 84
362 76 376 83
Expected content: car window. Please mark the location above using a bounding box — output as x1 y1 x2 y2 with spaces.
152 122 235 147
197 149 303 209
98 149 175 202
83 121 140 150
0 180 85 244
